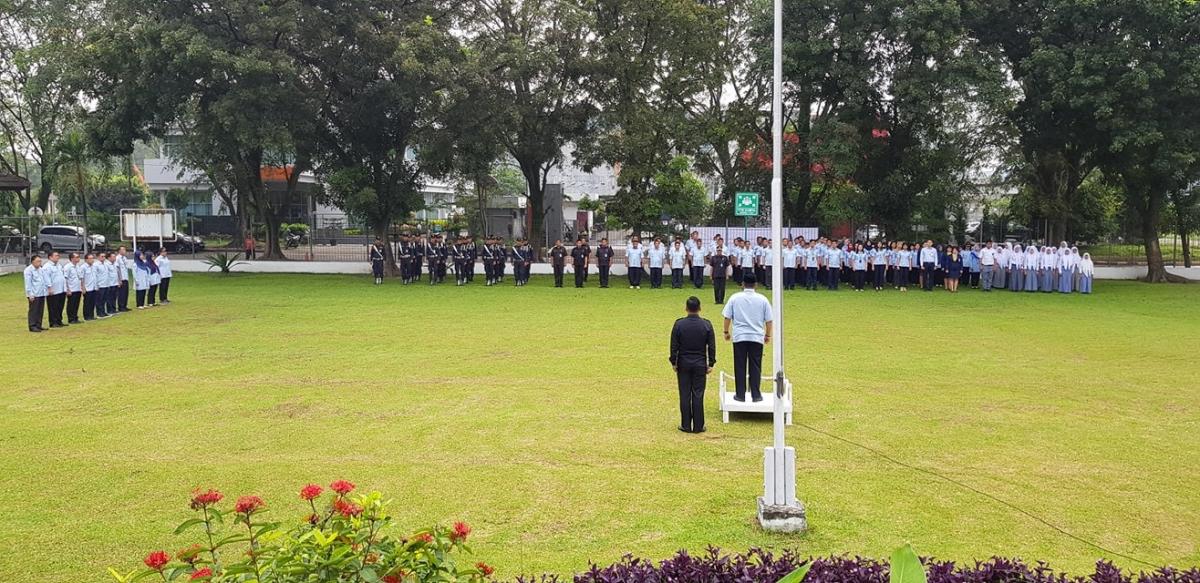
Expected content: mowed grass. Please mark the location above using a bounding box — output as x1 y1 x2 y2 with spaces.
1 273 1198 582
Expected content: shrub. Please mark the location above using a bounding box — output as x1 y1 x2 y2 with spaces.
109 482 491 583
204 253 244 274
519 549 1198 583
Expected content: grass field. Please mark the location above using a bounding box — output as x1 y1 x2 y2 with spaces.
1 273 1198 582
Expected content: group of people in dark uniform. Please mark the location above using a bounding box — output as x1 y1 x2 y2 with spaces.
368 233 535 287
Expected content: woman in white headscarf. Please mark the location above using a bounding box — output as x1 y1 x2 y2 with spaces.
995 242 1011 289
1008 244 1024 291
1078 252 1095 294
1058 245 1076 293
1024 245 1040 291
1041 246 1057 292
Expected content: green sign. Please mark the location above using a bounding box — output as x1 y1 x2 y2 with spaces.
734 192 760 217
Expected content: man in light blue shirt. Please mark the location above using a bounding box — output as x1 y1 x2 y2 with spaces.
919 240 938 292
669 239 688 289
647 237 666 289
24 255 48 332
43 251 68 328
721 274 773 402
689 241 707 289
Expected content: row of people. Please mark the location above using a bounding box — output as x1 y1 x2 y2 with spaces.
21 247 174 333
369 234 536 286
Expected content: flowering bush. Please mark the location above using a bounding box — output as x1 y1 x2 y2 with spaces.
110 481 492 583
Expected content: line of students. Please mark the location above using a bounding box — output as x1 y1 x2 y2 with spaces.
21 246 174 333
375 234 535 287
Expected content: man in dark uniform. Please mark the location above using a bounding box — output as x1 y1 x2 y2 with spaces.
452 236 467 285
429 234 445 284
369 238 386 285
570 237 589 288
550 239 567 287
399 233 413 284
710 244 730 304
493 236 507 284
481 236 496 285
669 296 717 433
595 238 614 288
580 238 592 282
464 235 477 283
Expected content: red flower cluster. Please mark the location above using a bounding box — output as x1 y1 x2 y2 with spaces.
143 550 170 571
177 544 203 564
476 562 495 577
414 532 433 544
451 521 471 542
190 488 224 510
299 483 323 501
330 480 355 496
234 495 265 515
333 498 363 517
190 567 213 580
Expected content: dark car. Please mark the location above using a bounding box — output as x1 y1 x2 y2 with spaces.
139 232 205 253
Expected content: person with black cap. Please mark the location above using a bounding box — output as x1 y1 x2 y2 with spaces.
369 238 385 285
511 237 532 286
595 237 614 288
709 242 731 304
550 239 567 287
670 296 717 433
570 237 589 288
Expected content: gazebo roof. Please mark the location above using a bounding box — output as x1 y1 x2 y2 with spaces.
0 173 32 192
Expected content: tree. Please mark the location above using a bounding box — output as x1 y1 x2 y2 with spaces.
607 155 708 238
463 0 595 256
299 0 463 275
1167 185 1198 268
0 0 89 211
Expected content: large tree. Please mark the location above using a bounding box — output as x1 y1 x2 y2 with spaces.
297 0 463 275
463 0 595 255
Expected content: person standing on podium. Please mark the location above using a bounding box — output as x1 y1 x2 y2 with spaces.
670 296 716 434
721 274 773 402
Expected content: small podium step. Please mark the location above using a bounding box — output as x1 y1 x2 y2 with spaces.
717 372 793 424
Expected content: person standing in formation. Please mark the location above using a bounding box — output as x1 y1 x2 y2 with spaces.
709 241 730 304
482 235 498 286
369 238 386 285
570 238 589 288
596 238 615 288
689 237 707 290
134 250 152 308
550 239 567 288
979 241 997 291
81 253 99 320
116 246 131 313
24 255 48 333
669 239 687 289
647 237 666 289
64 253 83 324
627 236 646 289
146 251 160 306
919 240 938 292
722 274 772 402
43 251 67 328
669 296 717 434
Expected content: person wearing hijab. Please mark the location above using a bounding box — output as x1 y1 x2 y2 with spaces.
1041 246 1057 292
133 251 152 309
1024 245 1040 292
147 249 161 306
1008 244 1024 291
1078 252 1095 293
995 243 1010 290
1058 245 1076 293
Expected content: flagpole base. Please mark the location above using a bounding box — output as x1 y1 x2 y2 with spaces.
756 496 807 533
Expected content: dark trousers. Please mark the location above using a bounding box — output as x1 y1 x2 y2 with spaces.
874 265 886 289
159 277 171 301
48 293 65 326
922 263 936 291
754 265 765 286
83 291 96 320
553 264 564 287
119 281 130 310
483 260 494 282
783 267 796 290
148 285 158 305
105 286 117 314
853 269 866 290
732 341 764 401
806 267 819 289
732 265 743 284
898 267 910 287
713 277 727 304
599 264 610 287
671 268 684 288
136 289 147 308
970 271 980 287
690 266 704 288
827 268 840 290
650 267 663 288
574 263 586 287
629 266 643 287
676 366 707 432
28 296 45 331
66 291 81 323
95 288 108 317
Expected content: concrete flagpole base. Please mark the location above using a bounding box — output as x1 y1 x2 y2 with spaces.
756 496 807 533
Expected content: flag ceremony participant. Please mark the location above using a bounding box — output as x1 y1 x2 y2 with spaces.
627 236 646 289
24 255 48 333
669 239 687 289
710 243 731 304
369 238 385 285
156 248 173 303
689 239 707 289
571 238 590 288
116 246 131 312
550 239 568 287
722 274 772 402
133 251 152 308
596 238 615 288
647 237 666 289
64 253 83 324
43 251 67 328
81 253 99 320
669 296 717 434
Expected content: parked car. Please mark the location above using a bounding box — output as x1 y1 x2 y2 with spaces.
1 224 27 253
138 232 206 253
35 224 106 253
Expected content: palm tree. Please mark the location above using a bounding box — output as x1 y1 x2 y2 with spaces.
56 130 94 253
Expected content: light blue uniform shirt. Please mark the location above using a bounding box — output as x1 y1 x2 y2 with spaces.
157 255 173 278
669 247 687 269
782 247 798 268
721 287 773 344
44 261 66 295
64 262 82 293
690 246 708 267
851 251 868 270
825 247 843 268
80 263 99 291
627 244 645 267
24 264 48 298
919 247 938 265
647 246 666 268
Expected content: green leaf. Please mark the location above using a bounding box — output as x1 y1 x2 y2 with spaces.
777 563 812 583
889 544 926 583
173 517 206 535
107 568 134 582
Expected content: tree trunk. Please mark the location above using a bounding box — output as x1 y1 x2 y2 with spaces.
1141 192 1170 283
261 212 286 260
1181 231 1192 268
373 221 400 276
520 161 545 259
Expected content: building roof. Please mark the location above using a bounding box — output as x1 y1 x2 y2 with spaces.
0 173 31 191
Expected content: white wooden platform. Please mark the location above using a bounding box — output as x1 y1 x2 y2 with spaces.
718 371 793 424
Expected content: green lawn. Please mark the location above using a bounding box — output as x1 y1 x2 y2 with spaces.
1 273 1198 582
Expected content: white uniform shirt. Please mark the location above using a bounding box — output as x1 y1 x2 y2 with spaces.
115 254 129 282
669 247 687 269
156 255 173 278
626 244 645 268
44 261 67 295
980 247 997 266
689 246 708 267
647 245 665 269
80 263 99 292
64 262 82 293
24 264 48 298
721 287 773 344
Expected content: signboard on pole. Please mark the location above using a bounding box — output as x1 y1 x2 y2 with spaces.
734 192 760 217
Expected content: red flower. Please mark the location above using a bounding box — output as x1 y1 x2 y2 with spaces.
450 521 471 542
414 532 433 544
176 544 203 564
190 567 213 580
234 495 265 515
330 480 355 496
190 488 224 510
333 498 362 517
476 562 495 577
143 550 170 571
383 576 402 583
871 128 891 139
299 483 323 501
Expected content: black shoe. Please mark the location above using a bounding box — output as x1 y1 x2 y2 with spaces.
693 427 706 433
29 328 43 333
84 317 95 321
678 426 692 433
119 308 132 312
732 396 746 402
752 397 764 403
